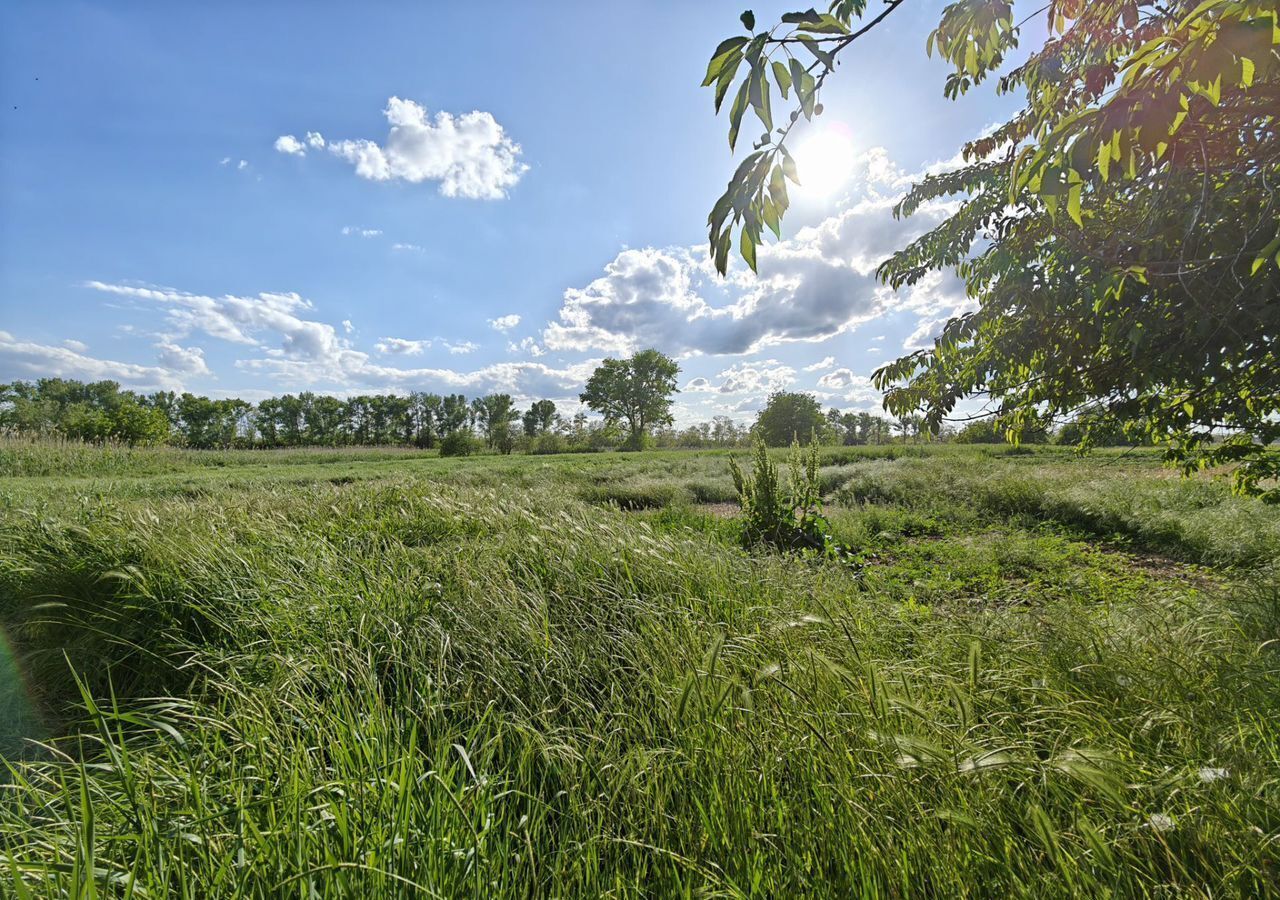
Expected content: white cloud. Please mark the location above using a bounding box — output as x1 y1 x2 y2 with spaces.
219 157 231 166
83 279 592 401
488 314 521 332
803 356 835 372
539 145 969 361
391 242 424 252
342 320 354 334
275 134 306 156
237 160 248 170
375 337 430 356
815 368 879 405
62 339 89 353
0 330 183 389
816 368 862 390
341 226 382 238
85 281 346 362
305 131 325 149
508 336 545 357
684 360 795 395
155 341 210 376
321 97 527 199
541 201 931 358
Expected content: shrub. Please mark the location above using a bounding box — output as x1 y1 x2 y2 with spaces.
730 435 852 561
529 432 566 455
439 430 479 458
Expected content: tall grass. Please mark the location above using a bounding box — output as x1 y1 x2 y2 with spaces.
1 446 1278 896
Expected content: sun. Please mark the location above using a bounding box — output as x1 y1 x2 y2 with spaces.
790 124 857 196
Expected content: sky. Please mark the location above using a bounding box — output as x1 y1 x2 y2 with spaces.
0 1 1027 425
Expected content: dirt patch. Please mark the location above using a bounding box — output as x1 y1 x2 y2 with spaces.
1092 545 1222 590
696 502 740 519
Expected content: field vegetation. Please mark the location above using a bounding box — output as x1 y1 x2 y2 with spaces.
2 437 1278 896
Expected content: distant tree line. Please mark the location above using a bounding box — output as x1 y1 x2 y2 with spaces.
0 376 751 454
2 373 1124 455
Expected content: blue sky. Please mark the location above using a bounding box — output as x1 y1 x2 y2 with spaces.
0 1 1025 424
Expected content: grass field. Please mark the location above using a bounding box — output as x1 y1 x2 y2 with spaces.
2 439 1279 897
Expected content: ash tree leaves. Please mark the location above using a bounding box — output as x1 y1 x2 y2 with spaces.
702 0 1280 499
703 3 895 272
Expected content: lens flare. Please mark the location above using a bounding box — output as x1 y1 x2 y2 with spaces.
0 627 44 762
791 124 857 195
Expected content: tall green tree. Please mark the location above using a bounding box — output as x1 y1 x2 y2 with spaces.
754 391 828 446
703 0 1280 497
472 394 521 450
580 349 680 450
522 399 557 437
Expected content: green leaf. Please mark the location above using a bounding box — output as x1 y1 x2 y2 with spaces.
740 9 755 31
772 60 792 98
763 195 781 238
780 146 800 185
702 36 748 86
768 164 789 214
741 228 758 272
749 66 773 132
1066 183 1083 227
713 54 744 112
781 8 821 25
798 35 836 70
797 13 850 34
728 78 751 150
1250 233 1280 275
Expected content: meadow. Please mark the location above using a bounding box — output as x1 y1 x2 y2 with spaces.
1 438 1278 897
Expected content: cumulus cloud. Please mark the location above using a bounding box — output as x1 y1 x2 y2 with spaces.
375 337 430 356
803 356 835 372
313 97 527 199
815 367 879 405
62 339 89 353
342 320 354 334
684 360 795 395
155 341 211 376
82 280 592 401
341 226 382 238
275 134 306 156
0 330 182 389
488 314 520 332
508 336 545 357
85 281 347 362
541 190 955 358
306 131 325 149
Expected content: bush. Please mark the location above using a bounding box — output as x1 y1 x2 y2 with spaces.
529 432 566 455
439 430 479 458
730 435 853 561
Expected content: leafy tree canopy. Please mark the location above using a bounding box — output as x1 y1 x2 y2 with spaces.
579 349 681 450
522 399 557 437
704 0 1280 498
754 390 828 446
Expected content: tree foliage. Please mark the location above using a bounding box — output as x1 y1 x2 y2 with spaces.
522 399 557 437
704 0 1280 498
579 349 681 450
754 391 828 446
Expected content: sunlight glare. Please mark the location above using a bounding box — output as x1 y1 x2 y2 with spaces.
791 124 857 196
